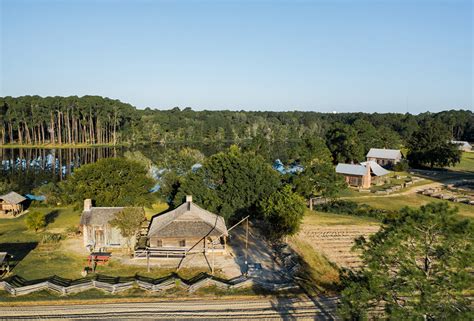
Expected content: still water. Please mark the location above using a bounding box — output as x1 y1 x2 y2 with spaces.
0 142 295 193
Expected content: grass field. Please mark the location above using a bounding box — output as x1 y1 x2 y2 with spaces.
450 152 474 172
0 203 220 281
352 194 474 219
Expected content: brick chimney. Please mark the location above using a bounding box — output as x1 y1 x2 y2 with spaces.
84 199 92 212
186 195 193 203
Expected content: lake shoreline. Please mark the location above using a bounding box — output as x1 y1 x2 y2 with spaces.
0 143 127 149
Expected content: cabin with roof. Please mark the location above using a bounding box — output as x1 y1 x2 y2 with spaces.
366 148 402 167
451 140 472 152
79 199 133 251
147 196 228 256
0 192 27 216
336 161 390 188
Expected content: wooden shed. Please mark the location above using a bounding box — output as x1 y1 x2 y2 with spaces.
0 192 27 216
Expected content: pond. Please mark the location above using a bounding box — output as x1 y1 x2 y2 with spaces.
0 141 297 194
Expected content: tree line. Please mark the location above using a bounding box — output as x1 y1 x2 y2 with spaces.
1 95 473 147
0 96 136 145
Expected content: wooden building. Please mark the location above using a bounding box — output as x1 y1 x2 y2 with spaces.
366 148 402 167
0 192 27 216
147 196 228 256
336 161 390 188
79 199 133 251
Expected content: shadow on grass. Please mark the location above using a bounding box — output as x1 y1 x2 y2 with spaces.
45 210 59 225
0 242 38 273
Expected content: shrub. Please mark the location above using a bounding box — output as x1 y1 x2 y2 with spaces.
315 200 393 220
25 211 47 232
393 159 409 172
41 232 63 244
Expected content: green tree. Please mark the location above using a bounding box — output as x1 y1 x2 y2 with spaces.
258 185 306 239
407 119 461 168
292 162 347 199
339 203 473 320
326 123 364 163
173 145 280 222
109 207 145 252
25 211 47 232
61 158 155 207
289 136 333 165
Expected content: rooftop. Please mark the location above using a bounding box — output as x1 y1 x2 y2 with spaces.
148 198 227 239
0 191 27 205
366 148 402 159
335 163 367 176
80 207 124 226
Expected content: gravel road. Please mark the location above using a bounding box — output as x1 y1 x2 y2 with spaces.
0 296 339 320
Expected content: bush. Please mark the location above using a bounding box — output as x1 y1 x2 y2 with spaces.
41 232 63 244
25 211 47 232
315 200 393 220
393 159 409 172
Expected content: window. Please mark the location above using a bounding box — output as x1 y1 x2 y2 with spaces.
179 240 186 247
156 239 162 247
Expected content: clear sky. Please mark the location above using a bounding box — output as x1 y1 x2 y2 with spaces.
0 0 472 113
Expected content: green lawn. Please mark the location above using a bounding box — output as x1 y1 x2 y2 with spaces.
449 151 474 172
302 210 380 226
352 194 474 219
0 206 219 281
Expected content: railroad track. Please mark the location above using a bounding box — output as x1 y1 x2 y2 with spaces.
0 297 340 320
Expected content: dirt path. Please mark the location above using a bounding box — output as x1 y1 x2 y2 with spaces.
341 177 468 200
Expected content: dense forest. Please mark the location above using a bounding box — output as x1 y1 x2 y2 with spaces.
1 96 473 147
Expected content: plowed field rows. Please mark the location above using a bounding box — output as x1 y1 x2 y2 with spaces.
300 225 380 269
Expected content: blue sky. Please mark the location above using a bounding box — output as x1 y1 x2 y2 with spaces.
0 0 472 113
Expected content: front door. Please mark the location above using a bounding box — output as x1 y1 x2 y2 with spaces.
95 230 105 247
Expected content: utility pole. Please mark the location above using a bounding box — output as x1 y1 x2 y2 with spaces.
245 217 249 274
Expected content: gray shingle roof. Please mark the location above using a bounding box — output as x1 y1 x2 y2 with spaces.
336 163 367 176
0 191 27 205
361 161 390 176
148 201 228 239
80 207 124 226
451 141 472 148
366 148 402 160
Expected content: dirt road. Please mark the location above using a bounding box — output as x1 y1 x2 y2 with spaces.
0 296 339 320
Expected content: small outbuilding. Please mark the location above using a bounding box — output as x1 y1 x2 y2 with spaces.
0 192 27 216
451 141 472 152
366 148 402 167
79 199 134 251
336 161 390 188
147 196 228 255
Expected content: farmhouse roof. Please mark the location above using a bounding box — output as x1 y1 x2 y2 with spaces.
451 140 472 148
366 148 402 160
335 163 367 176
80 207 124 226
148 197 228 239
336 162 390 177
0 191 27 205
361 161 390 176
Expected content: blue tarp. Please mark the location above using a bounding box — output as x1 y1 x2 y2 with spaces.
273 159 304 175
25 194 46 201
